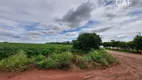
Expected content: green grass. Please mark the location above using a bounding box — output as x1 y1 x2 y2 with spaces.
0 50 30 71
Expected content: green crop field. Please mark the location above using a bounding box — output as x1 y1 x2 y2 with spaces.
0 43 72 49
0 33 120 71
0 42 72 59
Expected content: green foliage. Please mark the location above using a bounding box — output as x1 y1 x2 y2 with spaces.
34 55 47 69
0 42 120 71
111 40 120 48
0 43 72 59
103 35 142 53
50 52 74 69
103 42 112 48
73 55 86 69
127 41 134 49
118 42 128 49
71 49 88 54
87 49 119 66
0 46 19 60
35 55 47 62
133 35 142 51
0 50 29 71
34 52 74 69
45 57 57 69
73 33 102 51
83 55 92 62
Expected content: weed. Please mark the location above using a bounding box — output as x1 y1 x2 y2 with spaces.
0 50 29 71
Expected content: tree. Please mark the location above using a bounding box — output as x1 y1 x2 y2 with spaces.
103 42 112 48
127 41 134 50
73 33 102 51
133 35 142 52
111 40 120 49
118 42 128 50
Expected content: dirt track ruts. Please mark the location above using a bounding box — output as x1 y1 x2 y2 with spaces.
0 50 142 80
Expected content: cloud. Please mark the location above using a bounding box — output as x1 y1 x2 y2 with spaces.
56 2 94 28
129 0 142 8
0 0 141 43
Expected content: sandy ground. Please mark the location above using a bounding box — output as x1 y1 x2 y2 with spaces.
0 50 142 80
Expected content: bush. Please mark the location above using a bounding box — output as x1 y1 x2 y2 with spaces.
35 52 74 69
86 49 119 66
34 50 119 70
73 55 86 69
45 57 57 69
73 33 102 51
34 55 47 69
0 50 29 71
50 52 74 69
71 49 88 54
35 55 47 62
83 55 92 62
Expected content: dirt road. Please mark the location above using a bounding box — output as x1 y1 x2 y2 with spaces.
0 50 142 80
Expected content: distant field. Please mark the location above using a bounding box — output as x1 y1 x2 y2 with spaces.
0 43 72 59
0 43 72 49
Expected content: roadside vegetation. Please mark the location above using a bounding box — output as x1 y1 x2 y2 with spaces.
103 35 142 53
0 33 119 71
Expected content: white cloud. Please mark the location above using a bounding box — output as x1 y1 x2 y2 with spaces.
0 0 141 43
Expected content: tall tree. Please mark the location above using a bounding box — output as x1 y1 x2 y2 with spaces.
133 35 142 52
73 33 102 51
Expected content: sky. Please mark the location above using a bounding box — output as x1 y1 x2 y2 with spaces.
0 0 142 43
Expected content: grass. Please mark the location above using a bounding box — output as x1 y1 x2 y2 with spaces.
0 50 30 71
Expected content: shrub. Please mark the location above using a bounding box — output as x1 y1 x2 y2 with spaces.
83 55 92 62
0 50 29 71
45 52 74 69
73 55 86 69
35 55 47 62
34 55 47 69
35 52 74 69
52 52 73 69
86 49 119 66
45 57 57 69
71 49 88 54
58 52 73 68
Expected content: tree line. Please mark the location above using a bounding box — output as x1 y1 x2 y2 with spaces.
103 35 142 53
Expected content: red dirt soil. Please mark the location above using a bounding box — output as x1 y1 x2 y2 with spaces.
0 50 142 80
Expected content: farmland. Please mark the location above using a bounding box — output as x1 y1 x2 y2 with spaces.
0 43 72 60
0 42 120 71
0 43 72 49
0 33 120 72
